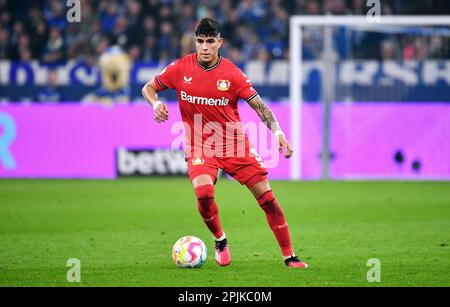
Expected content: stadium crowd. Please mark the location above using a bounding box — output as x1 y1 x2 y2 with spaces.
0 0 448 65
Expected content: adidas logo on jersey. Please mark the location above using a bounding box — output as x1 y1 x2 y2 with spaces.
181 91 229 106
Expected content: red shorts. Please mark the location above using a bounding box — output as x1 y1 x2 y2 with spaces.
187 153 268 188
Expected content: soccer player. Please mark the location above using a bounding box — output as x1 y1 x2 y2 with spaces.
142 18 307 268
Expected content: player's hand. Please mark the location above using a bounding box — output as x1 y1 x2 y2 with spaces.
277 134 293 158
154 103 169 123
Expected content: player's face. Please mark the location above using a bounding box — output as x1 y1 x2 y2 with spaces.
195 35 223 66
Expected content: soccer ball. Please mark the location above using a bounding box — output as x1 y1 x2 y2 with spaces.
172 236 207 268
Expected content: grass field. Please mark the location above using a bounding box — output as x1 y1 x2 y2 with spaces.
0 178 449 287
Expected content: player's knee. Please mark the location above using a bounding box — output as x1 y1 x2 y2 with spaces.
195 184 217 218
257 190 284 215
257 190 275 207
195 184 215 201
195 184 215 211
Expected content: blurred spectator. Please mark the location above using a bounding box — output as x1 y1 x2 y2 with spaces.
141 34 159 61
125 0 143 47
256 48 271 64
158 21 176 58
324 0 349 15
380 39 400 60
37 68 65 103
304 0 321 14
95 36 110 58
351 0 364 15
242 33 266 61
178 3 196 33
428 36 447 59
265 30 285 59
128 44 141 62
13 33 33 61
403 37 429 61
10 21 25 48
31 19 48 59
44 0 68 31
112 16 129 46
42 27 65 64
0 28 12 59
100 0 120 34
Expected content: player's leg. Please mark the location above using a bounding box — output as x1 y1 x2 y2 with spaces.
248 179 308 268
248 180 293 257
191 173 231 266
192 174 223 240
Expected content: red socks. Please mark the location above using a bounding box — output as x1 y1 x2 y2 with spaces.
194 185 223 239
257 190 294 257
194 185 294 258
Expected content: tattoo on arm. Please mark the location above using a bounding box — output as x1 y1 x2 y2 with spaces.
247 95 280 132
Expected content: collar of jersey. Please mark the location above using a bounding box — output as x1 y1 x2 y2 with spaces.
196 56 222 71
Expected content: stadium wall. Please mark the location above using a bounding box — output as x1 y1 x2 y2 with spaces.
0 60 449 102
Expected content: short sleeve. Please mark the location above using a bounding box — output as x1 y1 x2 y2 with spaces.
154 61 178 91
234 68 258 101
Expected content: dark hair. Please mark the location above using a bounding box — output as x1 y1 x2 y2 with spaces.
195 18 221 37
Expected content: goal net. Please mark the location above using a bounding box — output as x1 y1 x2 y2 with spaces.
289 16 450 180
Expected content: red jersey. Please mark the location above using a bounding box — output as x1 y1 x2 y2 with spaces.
153 53 258 158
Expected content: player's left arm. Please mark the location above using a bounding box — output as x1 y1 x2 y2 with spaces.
247 95 293 158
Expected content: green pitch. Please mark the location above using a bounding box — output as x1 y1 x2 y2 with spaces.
0 178 449 286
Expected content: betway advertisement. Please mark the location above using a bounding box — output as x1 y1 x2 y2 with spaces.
0 103 449 179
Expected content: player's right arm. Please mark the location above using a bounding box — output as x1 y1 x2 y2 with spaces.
142 79 169 123
142 61 179 123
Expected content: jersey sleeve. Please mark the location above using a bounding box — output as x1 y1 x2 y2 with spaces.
154 61 178 91
234 68 258 101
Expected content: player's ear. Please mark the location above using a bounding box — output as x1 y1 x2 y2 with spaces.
217 37 224 48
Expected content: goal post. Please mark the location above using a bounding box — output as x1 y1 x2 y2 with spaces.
289 15 450 180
